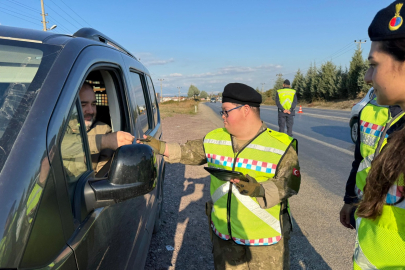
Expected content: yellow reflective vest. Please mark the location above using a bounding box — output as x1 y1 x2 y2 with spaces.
355 100 404 199
204 127 296 245
277 88 296 110
354 109 405 269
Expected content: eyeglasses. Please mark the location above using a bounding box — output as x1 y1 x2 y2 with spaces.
220 105 243 118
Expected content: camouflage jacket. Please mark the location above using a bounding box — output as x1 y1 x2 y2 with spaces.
61 120 113 176
165 123 300 209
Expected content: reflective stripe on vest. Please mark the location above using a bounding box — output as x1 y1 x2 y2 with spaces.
204 128 294 245
277 89 296 110
354 111 405 269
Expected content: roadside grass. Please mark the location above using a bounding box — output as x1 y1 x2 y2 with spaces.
159 99 200 118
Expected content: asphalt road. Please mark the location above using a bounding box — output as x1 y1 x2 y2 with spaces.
205 103 356 269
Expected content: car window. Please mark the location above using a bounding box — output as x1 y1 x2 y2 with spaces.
60 101 88 202
0 41 61 172
146 76 158 127
129 72 150 133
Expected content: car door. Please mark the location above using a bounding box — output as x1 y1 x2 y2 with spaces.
120 56 164 236
46 45 154 270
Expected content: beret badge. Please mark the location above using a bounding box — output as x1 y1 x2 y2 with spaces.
389 3 404 31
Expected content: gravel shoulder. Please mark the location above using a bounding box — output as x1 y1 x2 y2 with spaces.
145 104 220 270
145 103 354 270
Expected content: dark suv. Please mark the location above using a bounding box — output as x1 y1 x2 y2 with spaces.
0 26 164 269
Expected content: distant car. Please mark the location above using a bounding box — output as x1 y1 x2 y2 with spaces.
0 26 165 269
210 98 216 103
218 97 222 102
350 87 375 143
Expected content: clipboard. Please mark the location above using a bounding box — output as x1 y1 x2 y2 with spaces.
204 167 248 182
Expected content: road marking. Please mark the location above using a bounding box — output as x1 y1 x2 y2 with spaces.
261 107 350 121
206 104 353 156
264 122 354 156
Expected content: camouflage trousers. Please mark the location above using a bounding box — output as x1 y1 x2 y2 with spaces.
206 201 291 270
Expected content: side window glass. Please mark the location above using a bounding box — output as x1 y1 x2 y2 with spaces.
129 72 150 133
147 76 158 127
60 102 88 201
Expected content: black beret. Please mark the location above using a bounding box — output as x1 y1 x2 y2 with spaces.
369 1 405 41
283 79 290 85
222 83 262 107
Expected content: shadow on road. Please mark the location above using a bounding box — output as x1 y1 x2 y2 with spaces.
145 163 214 270
290 217 332 269
146 164 331 270
311 125 352 144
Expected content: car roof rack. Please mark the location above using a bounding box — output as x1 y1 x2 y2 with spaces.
73 28 136 59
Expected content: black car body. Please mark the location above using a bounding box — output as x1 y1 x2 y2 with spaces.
0 26 164 269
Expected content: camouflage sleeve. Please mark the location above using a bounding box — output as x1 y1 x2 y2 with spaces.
256 145 301 209
164 139 207 165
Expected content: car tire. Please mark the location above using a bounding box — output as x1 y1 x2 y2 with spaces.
351 121 358 143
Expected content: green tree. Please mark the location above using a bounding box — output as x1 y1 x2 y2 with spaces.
187 85 200 98
347 47 369 98
336 66 349 99
273 76 285 99
200 91 208 99
317 61 337 100
292 69 305 100
304 63 318 102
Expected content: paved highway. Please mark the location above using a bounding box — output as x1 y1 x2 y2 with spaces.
205 102 356 269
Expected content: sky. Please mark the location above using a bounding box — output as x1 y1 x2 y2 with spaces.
0 0 394 96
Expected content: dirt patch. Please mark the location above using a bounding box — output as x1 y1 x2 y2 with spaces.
145 104 221 270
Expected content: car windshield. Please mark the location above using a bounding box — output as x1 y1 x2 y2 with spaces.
0 40 61 171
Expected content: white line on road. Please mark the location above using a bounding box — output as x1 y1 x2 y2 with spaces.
264 121 354 156
261 107 350 121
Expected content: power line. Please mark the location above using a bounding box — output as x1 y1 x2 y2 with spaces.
1 7 40 21
48 15 73 33
44 3 81 30
49 0 84 28
0 10 42 27
5 0 39 13
331 44 357 60
59 0 92 27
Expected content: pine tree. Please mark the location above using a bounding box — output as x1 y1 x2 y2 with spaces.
336 66 349 99
273 76 284 99
292 69 306 100
347 47 368 98
317 61 337 100
304 63 318 102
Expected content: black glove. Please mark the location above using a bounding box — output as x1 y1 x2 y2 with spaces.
234 174 265 197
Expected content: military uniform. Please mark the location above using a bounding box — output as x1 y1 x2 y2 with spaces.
275 83 297 137
164 122 300 270
351 2 405 268
61 120 113 177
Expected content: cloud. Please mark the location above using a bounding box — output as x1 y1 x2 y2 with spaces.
135 52 174 66
143 58 174 66
169 73 183 77
152 63 283 95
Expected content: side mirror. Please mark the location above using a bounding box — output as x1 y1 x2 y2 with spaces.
81 144 157 216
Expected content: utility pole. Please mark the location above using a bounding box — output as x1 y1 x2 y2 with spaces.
261 83 265 93
177 86 182 103
158 78 164 103
354 40 367 50
40 0 48 31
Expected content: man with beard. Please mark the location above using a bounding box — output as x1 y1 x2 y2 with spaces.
79 83 134 173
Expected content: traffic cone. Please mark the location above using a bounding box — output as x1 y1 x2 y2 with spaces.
298 105 303 114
